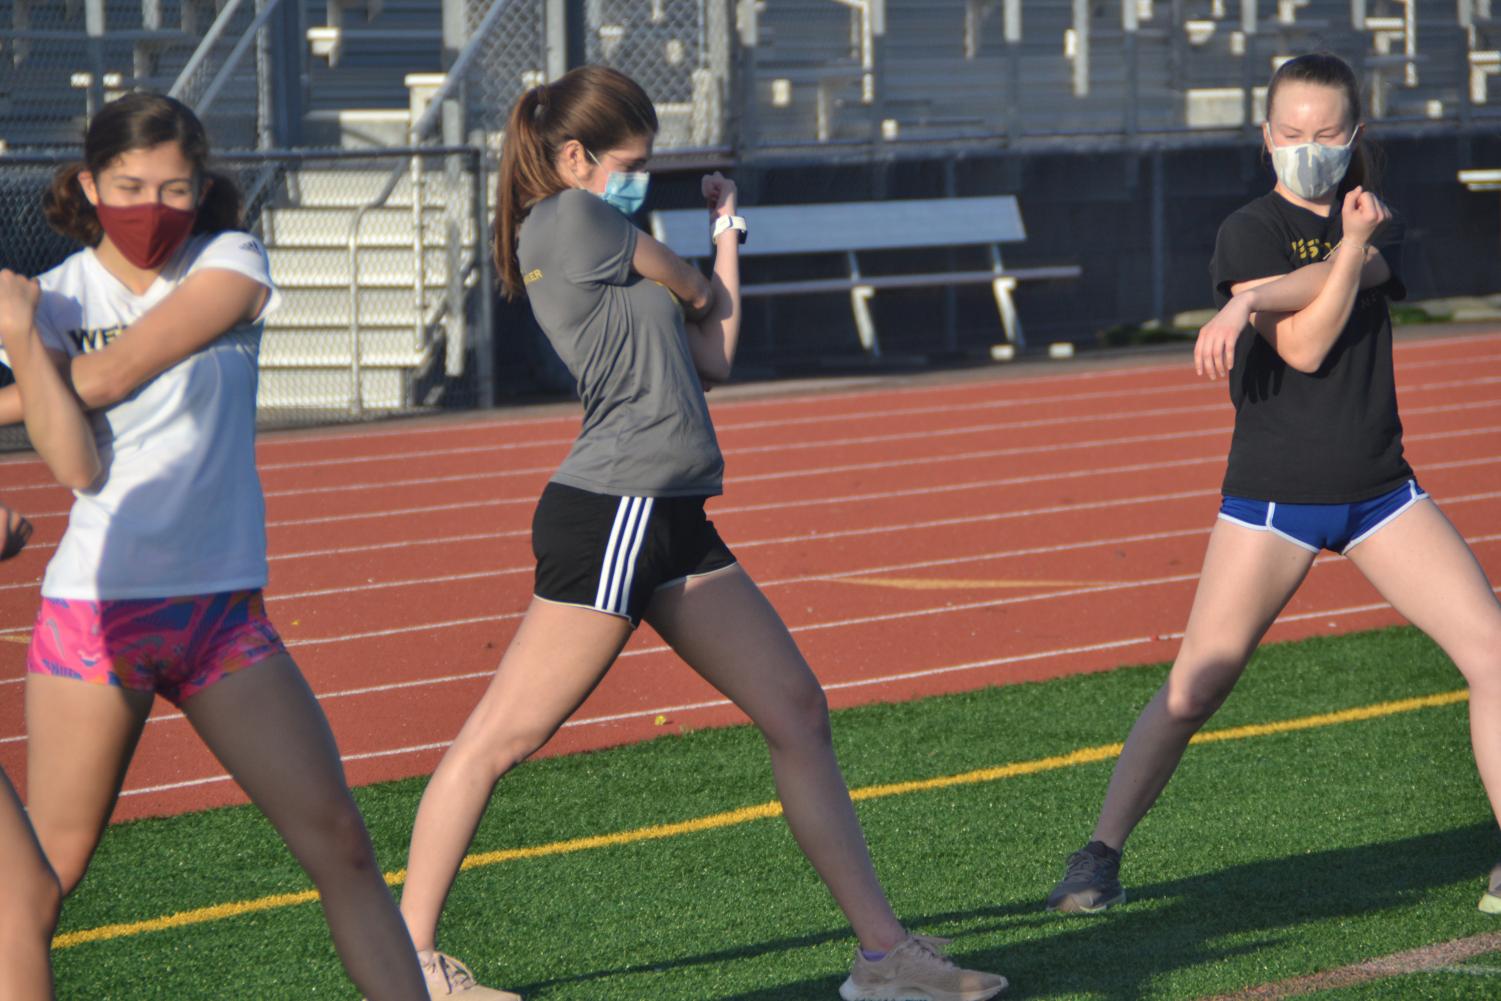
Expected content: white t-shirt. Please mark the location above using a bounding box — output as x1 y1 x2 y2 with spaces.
8 232 281 600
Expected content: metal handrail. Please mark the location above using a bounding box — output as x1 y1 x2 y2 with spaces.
345 0 516 415
407 0 520 144
168 0 251 104
347 146 483 416
196 0 289 118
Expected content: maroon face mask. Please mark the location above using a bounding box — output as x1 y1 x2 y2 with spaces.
94 201 197 270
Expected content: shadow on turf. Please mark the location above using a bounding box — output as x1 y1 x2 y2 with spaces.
510 822 1498 1000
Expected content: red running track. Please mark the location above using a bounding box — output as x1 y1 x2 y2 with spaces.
2 329 1499 822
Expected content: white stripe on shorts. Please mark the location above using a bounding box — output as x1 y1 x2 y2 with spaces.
596 496 655 616
594 498 635 611
615 498 654 615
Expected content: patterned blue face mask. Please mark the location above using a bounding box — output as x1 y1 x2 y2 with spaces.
588 149 650 216
1265 124 1358 200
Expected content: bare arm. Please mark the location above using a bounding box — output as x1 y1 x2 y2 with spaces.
61 268 268 408
1226 247 1389 311
0 272 100 489
685 173 742 386
1194 187 1392 379
1247 237 1369 373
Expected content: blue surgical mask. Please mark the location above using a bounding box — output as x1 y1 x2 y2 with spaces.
601 170 651 216
588 149 650 216
1265 124 1358 200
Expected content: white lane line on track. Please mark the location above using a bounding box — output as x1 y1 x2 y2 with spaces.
3 371 1498 504
105 573 1501 799
8 402 1500 529
5 362 1498 490
10 483 1501 649
6 525 1497 755
4 437 1499 579
2 331 1498 481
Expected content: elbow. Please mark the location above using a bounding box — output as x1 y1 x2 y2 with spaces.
1271 320 1329 374
699 360 733 387
686 276 713 317
89 370 134 408
1279 345 1326 374
57 459 101 492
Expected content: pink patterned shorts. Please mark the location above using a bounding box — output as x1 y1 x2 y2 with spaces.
27 590 287 706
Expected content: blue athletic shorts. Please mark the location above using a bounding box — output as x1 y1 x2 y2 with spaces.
1217 480 1428 554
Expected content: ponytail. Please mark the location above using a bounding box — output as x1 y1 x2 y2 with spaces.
495 86 556 301
42 163 102 246
493 65 659 300
195 168 244 235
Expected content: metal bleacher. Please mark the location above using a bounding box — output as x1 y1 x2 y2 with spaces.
1 0 262 150
748 1 1500 148
304 0 446 146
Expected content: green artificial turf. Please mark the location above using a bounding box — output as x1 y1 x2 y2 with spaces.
50 625 1501 999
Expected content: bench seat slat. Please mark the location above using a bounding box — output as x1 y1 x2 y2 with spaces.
652 196 1026 259
744 265 1082 297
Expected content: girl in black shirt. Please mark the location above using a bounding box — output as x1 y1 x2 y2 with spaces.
1046 52 1501 916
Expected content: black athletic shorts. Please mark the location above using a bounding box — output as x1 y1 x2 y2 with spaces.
532 481 738 627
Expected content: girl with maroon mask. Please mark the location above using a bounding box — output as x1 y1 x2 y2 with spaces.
0 93 428 999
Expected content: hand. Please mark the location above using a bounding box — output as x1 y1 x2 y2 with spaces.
0 270 41 345
1195 294 1252 380
1 503 32 561
702 171 737 218
1340 185 1389 247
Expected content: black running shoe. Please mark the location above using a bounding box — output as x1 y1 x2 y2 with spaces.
1046 842 1125 914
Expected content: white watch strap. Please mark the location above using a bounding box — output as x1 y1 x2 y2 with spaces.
712 214 747 242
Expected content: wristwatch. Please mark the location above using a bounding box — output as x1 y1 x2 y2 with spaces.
712 214 748 244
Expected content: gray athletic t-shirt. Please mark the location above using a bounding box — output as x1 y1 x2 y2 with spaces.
518 188 724 497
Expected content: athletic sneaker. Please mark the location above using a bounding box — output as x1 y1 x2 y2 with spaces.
1479 861 1501 915
422 951 522 1000
838 934 1008 1001
1045 841 1125 914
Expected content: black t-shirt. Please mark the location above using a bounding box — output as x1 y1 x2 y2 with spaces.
1209 191 1411 503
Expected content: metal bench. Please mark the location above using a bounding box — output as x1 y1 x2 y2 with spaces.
650 195 1080 357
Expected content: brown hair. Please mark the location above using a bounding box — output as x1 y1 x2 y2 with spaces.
494 65 658 300
42 91 243 247
1265 51 1382 196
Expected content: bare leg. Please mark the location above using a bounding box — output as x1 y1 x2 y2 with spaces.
25 674 153 893
644 566 907 952
0 768 59 1001
1344 499 1501 827
400 599 632 953
181 654 426 1001
1091 521 1316 849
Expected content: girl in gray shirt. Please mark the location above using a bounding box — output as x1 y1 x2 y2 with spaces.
393 65 1007 1001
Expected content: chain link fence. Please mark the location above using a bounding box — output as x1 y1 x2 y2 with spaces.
0 0 246 150
163 0 285 151
457 0 732 153
584 0 732 148
461 0 550 152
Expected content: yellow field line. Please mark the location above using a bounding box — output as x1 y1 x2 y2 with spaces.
51 687 1470 951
